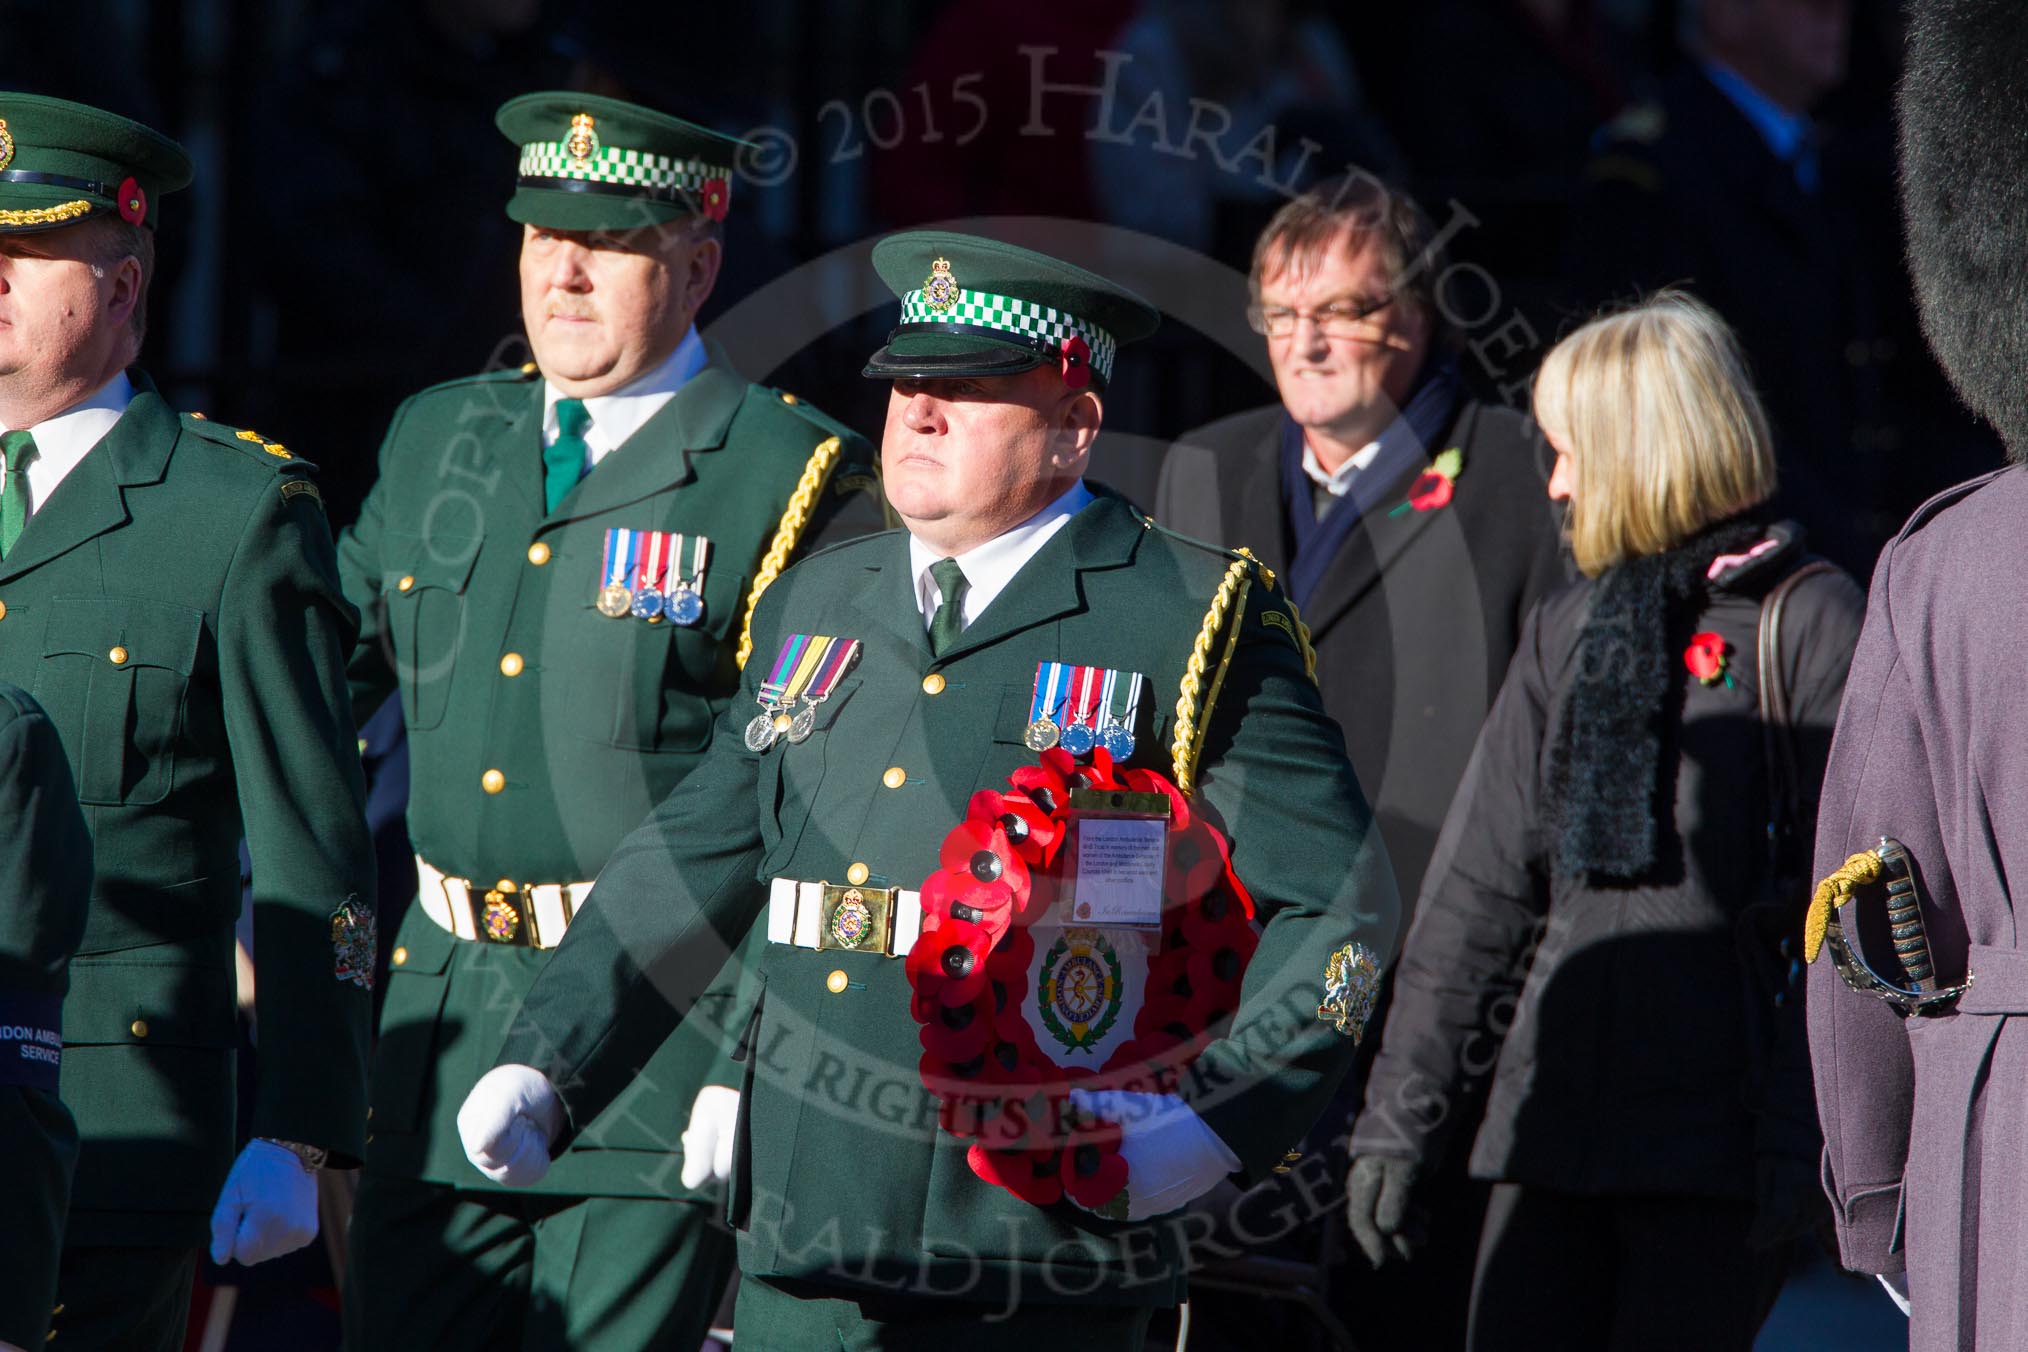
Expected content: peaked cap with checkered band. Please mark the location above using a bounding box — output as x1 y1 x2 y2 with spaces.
496 91 750 232
863 232 1160 390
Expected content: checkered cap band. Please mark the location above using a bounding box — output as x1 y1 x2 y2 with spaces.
518 141 730 195
900 288 1117 380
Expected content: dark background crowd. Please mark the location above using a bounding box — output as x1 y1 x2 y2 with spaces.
0 0 2002 577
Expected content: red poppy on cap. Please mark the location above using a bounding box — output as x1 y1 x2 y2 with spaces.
117 178 146 225
701 178 730 222
1060 335 1092 389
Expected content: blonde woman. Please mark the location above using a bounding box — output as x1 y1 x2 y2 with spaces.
1341 293 1865 1350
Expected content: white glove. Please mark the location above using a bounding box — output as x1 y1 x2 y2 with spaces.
1067 1088 1240 1221
208 1139 319 1265
680 1085 740 1190
458 1064 565 1187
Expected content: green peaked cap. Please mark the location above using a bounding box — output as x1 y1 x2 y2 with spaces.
0 93 192 235
863 231 1161 389
495 90 752 232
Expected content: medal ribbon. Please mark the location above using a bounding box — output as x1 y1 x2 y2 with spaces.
1063 664 1102 733
601 527 636 591
803 638 862 704
674 534 710 590
1105 670 1143 732
1029 661 1068 728
759 632 811 709
780 637 834 706
634 530 668 595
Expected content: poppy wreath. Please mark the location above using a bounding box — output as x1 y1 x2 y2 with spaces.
907 745 1258 1217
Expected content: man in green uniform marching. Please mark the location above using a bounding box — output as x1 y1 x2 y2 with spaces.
338 92 881 1349
0 95 375 1349
460 231 1400 1348
0 686 92 1352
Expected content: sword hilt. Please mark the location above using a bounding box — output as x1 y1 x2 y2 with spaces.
1876 837 1936 994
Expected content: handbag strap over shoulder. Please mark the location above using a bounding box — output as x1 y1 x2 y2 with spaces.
1758 559 1839 869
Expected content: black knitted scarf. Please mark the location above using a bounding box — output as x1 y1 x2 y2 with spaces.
1545 514 1767 882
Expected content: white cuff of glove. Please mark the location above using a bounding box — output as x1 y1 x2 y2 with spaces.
680 1084 740 1190
458 1064 565 1187
1067 1088 1240 1221
208 1139 319 1266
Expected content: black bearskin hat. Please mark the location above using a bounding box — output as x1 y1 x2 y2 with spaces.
1901 0 2028 460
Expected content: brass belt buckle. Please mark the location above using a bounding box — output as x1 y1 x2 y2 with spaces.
818 883 895 954
479 879 535 946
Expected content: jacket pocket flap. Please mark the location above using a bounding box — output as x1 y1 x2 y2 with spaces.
66 947 238 1047
386 532 480 595
42 596 204 674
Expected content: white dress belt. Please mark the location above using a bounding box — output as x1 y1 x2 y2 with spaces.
766 877 923 957
415 855 594 950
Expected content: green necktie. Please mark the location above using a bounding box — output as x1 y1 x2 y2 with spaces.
0 430 38 559
927 557 968 657
543 398 591 513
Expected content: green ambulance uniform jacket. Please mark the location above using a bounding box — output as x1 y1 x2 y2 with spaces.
499 489 1402 1305
336 342 882 1195
0 373 374 1247
0 684 92 1349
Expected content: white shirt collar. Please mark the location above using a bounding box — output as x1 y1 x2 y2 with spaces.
541 326 707 468
1299 434 1382 497
3 371 137 519
908 480 1094 631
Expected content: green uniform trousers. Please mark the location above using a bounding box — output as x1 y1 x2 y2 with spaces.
731 1276 1154 1351
343 1173 736 1352
47 1245 194 1351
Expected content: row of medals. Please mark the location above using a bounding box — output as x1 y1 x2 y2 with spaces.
597 578 705 625
1025 710 1135 760
745 688 828 753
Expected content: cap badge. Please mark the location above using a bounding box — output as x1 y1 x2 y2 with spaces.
0 120 13 174
565 112 599 166
923 256 959 313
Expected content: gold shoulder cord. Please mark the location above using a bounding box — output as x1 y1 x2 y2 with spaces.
1281 596 1319 684
736 435 843 670
1170 554 1255 796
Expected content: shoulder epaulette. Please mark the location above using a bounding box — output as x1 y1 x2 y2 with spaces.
1139 511 1282 590
1897 467 2012 542
181 413 297 466
411 363 541 402
762 385 868 448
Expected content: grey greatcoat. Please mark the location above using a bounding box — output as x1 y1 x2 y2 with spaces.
1807 466 2028 1350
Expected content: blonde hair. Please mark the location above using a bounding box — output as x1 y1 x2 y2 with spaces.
1533 290 1776 576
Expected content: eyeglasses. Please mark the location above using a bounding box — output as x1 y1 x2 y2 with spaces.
1246 294 1396 339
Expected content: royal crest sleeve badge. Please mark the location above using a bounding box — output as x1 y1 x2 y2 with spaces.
331 899 378 990
1318 941 1382 1042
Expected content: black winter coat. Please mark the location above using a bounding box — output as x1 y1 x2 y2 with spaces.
1156 398 1568 909
1348 529 1863 1197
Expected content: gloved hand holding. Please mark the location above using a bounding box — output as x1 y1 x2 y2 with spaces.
208 1139 319 1266
459 1063 564 1187
1066 1088 1240 1221
1344 1153 1423 1269
680 1085 739 1190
